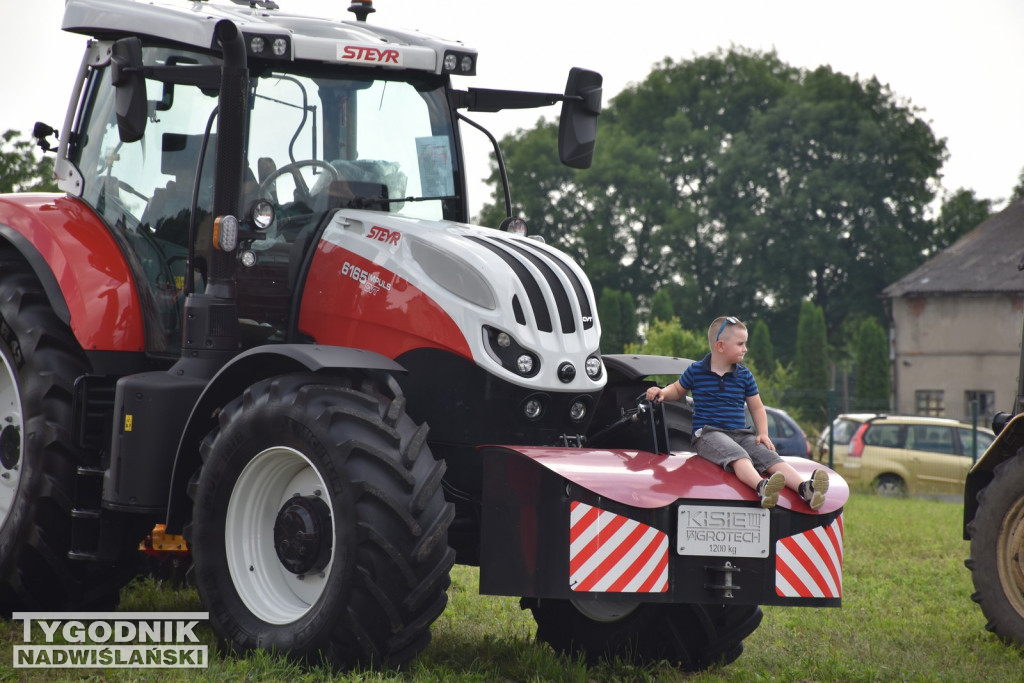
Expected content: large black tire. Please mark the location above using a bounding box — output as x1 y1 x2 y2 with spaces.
0 257 133 613
522 598 761 670
531 396 761 670
966 452 1024 643
187 373 455 669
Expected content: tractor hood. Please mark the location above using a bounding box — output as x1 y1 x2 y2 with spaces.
298 210 605 393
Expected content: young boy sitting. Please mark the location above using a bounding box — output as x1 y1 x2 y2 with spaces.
645 315 828 510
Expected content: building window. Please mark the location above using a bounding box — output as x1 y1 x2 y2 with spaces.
915 390 944 417
965 391 996 422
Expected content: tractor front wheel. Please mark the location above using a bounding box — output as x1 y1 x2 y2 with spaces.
188 373 455 669
967 452 1024 644
522 597 761 670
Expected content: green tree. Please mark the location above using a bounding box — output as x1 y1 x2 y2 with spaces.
747 320 775 379
754 361 798 416
792 301 829 424
598 288 638 353
481 49 947 362
618 290 638 350
854 317 890 411
649 288 675 323
624 317 706 388
626 317 705 360
716 66 947 336
1012 167 1024 204
0 129 57 193
598 287 624 353
934 189 992 251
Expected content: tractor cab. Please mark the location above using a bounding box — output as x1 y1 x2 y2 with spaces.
63 39 463 354
53 0 598 357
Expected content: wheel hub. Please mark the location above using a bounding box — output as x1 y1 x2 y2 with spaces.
0 424 19 470
570 596 641 623
273 495 332 575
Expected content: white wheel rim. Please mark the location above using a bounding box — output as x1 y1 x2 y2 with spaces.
570 596 641 623
0 351 23 531
225 446 335 624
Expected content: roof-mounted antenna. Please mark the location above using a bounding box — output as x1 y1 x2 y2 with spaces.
348 1 375 21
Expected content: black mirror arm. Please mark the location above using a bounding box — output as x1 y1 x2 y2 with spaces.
452 87 565 113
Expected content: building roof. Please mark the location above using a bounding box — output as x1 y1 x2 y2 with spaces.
883 200 1024 298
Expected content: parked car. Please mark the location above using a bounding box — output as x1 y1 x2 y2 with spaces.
764 406 811 458
740 404 810 457
815 413 879 464
837 414 994 496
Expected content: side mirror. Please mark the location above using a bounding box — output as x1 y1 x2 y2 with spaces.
558 67 602 169
110 37 148 143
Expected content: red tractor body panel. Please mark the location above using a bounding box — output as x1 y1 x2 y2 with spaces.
0 194 144 352
299 232 473 360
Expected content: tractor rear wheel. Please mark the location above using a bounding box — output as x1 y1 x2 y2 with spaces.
0 257 134 613
522 598 761 670
188 373 455 669
967 452 1024 644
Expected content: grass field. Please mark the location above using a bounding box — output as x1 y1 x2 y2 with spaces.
2 494 1023 681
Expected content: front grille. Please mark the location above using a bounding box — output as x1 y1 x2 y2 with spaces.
468 235 594 334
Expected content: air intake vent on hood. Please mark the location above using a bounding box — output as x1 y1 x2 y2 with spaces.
468 235 594 334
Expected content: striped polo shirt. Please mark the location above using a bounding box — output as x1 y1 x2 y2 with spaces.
679 353 759 432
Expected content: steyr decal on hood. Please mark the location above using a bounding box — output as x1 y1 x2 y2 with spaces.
367 225 401 245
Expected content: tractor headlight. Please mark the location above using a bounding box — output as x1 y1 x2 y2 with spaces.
523 396 545 420
249 199 275 231
442 50 476 75
484 326 539 377
243 32 291 60
585 355 603 380
499 216 528 236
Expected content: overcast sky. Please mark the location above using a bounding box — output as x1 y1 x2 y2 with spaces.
3 1 1021 218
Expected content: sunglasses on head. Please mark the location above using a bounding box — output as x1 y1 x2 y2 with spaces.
715 316 740 342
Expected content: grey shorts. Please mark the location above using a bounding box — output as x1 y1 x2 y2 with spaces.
693 426 784 474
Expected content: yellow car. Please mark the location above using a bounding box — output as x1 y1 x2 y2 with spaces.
837 414 994 496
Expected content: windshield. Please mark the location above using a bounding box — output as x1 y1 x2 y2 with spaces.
70 45 462 355
248 65 460 222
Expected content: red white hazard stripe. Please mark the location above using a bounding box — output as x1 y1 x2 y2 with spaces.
775 514 844 598
569 502 668 593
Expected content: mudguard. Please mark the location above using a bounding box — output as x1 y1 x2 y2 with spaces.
164 344 406 532
480 445 847 607
0 194 144 352
965 411 1024 535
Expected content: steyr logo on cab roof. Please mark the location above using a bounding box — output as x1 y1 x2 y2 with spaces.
338 45 402 65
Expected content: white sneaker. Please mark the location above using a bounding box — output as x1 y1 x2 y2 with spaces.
801 470 830 510
757 472 786 509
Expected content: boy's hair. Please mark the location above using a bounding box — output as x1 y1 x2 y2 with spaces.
708 316 746 347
